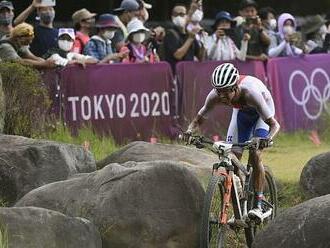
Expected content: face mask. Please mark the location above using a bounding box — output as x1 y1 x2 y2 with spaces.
0 14 13 26
172 16 186 28
319 25 327 35
103 31 115 40
283 25 294 35
269 19 277 30
191 9 204 23
39 11 55 24
58 40 73 51
133 33 146 43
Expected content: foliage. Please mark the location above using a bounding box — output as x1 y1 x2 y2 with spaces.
0 62 51 137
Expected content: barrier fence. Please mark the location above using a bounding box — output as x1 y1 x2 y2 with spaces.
44 54 330 143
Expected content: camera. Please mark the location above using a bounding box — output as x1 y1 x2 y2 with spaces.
40 0 56 7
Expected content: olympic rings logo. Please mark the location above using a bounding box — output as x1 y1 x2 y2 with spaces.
289 68 330 120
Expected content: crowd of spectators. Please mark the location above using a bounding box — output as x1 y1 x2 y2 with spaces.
0 0 329 71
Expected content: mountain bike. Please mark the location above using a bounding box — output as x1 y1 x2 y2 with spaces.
181 134 278 248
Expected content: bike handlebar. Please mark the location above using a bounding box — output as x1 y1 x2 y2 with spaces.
179 133 270 153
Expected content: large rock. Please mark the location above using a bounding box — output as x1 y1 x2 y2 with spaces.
16 161 204 248
253 194 330 248
300 152 330 197
0 135 96 205
0 207 102 248
0 75 4 133
97 141 218 178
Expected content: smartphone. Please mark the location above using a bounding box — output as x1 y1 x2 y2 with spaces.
245 17 258 26
40 0 56 7
223 28 235 37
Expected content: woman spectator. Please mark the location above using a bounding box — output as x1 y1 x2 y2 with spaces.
268 13 303 57
205 11 250 61
302 15 330 54
84 14 128 63
120 18 158 63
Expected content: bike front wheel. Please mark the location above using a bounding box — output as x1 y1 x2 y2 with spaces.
200 174 251 248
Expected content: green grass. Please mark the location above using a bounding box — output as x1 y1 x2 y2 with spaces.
255 131 329 209
0 224 8 248
36 125 119 161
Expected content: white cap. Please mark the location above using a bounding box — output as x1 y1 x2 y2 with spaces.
127 18 149 35
58 28 75 40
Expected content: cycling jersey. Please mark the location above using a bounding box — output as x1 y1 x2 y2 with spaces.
197 75 275 144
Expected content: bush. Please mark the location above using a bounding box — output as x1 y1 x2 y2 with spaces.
0 62 51 137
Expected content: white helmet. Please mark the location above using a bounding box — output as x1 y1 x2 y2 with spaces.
211 63 239 89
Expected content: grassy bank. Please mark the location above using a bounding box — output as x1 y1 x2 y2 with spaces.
37 125 119 161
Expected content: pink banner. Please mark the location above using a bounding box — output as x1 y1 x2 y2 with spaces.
176 60 267 139
267 54 330 131
58 63 175 143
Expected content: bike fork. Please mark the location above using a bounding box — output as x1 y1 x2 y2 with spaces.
219 171 233 224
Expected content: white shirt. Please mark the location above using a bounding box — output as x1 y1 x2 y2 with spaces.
205 34 248 61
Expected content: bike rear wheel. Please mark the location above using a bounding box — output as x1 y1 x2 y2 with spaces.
245 165 278 246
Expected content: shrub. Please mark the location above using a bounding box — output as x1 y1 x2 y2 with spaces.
0 62 51 137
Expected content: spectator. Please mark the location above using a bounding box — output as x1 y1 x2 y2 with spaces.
205 11 250 61
186 0 208 50
163 4 205 72
0 0 14 39
136 0 152 23
234 0 270 61
112 0 140 52
259 7 277 36
0 22 55 68
43 28 98 67
72 8 96 54
302 15 330 54
121 18 158 63
84 14 128 63
268 13 303 57
14 0 58 57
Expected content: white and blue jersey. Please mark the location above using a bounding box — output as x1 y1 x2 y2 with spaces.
198 75 275 144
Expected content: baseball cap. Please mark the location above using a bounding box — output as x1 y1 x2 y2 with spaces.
72 8 96 25
95 14 120 28
0 1 14 10
114 0 140 13
239 0 258 10
58 28 75 40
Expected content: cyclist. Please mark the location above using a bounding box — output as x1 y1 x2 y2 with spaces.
186 62 280 219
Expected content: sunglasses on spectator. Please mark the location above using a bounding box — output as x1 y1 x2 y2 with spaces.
173 12 186 17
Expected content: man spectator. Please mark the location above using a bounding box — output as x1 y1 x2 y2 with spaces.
72 8 96 54
84 14 128 63
0 0 14 39
14 0 58 57
43 28 98 67
0 22 55 68
234 0 271 61
163 4 205 72
112 0 140 51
